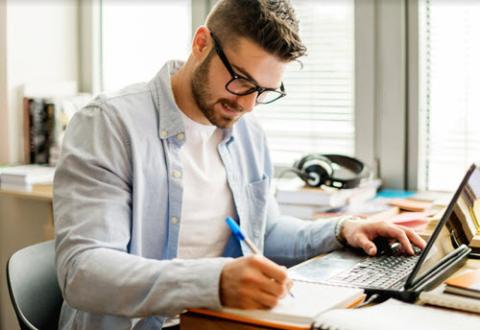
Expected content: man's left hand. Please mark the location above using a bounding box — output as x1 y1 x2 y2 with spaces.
340 219 427 256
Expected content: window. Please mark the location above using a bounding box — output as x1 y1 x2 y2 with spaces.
100 0 191 92
255 0 355 166
418 0 480 191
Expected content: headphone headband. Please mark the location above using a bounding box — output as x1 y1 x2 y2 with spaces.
293 154 368 189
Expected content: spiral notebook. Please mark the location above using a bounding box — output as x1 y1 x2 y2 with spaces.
314 298 480 330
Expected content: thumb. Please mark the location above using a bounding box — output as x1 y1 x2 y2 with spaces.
356 234 376 256
366 243 377 256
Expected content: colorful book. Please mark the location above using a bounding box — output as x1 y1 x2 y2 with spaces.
444 269 480 299
386 198 432 212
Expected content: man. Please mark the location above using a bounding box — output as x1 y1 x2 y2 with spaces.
54 0 426 329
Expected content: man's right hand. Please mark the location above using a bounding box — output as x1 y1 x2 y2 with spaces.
219 255 292 309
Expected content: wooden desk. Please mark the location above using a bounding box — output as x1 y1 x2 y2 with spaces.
181 259 480 330
0 184 53 202
0 184 53 330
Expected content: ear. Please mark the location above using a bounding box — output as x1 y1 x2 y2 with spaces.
191 26 212 61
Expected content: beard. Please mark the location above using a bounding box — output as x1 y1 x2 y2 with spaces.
191 51 243 128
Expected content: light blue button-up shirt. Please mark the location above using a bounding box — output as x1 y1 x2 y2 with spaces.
53 60 342 329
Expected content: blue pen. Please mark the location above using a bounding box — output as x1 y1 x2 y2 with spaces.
226 217 260 254
226 216 294 298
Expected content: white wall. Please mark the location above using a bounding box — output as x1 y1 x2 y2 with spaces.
0 0 79 164
0 0 8 163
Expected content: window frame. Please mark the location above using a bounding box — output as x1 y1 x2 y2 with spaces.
79 0 418 189
79 0 102 95
407 0 420 190
357 0 414 190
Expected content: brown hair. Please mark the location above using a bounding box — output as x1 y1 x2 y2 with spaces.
205 0 306 62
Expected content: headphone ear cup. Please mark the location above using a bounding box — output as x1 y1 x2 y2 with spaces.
301 156 334 187
304 163 329 187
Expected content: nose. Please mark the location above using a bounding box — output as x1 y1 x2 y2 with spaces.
236 93 257 113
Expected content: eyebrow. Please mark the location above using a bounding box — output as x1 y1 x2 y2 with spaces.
232 64 282 90
231 64 259 85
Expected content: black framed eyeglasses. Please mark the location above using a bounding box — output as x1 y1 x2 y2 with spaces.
210 32 286 105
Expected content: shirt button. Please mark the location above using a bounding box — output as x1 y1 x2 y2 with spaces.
160 130 168 138
171 216 179 225
172 170 182 179
176 133 185 141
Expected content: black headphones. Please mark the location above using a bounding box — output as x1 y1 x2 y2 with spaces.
288 154 369 189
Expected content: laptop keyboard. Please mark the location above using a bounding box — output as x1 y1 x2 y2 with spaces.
327 253 420 289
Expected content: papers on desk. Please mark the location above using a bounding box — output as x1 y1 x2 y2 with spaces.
314 298 480 330
0 165 55 189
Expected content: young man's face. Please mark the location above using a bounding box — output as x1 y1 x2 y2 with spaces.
191 33 287 128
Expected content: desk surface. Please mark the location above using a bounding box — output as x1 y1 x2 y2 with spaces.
181 258 480 330
0 184 53 202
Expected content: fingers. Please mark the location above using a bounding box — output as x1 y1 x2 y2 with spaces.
346 220 428 256
250 256 291 297
251 272 286 297
398 225 427 250
219 256 291 309
254 290 282 309
251 256 289 284
376 224 414 255
354 232 377 256
371 222 428 255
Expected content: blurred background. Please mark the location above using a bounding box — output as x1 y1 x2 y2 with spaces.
0 0 479 191
1 1 480 329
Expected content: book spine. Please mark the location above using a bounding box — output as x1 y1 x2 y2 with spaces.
45 102 56 165
28 99 55 164
23 97 31 163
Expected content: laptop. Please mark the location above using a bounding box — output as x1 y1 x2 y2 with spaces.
289 164 478 302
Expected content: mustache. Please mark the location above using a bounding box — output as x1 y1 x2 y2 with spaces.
218 99 243 112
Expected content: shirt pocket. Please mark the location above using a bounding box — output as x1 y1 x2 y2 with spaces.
245 176 269 242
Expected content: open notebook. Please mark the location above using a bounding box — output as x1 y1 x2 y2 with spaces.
188 280 364 329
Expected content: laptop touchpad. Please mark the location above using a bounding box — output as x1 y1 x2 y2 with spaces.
289 249 363 282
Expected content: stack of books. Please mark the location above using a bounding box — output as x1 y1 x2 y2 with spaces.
0 165 55 191
274 178 381 220
444 269 480 299
420 269 480 314
22 81 91 166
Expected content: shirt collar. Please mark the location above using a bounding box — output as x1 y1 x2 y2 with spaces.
149 60 186 139
149 60 237 144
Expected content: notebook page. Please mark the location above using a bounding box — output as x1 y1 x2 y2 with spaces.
221 281 363 325
315 299 480 330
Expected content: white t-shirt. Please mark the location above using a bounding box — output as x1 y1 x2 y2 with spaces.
177 110 234 259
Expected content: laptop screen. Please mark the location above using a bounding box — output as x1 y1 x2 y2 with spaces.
406 163 479 286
